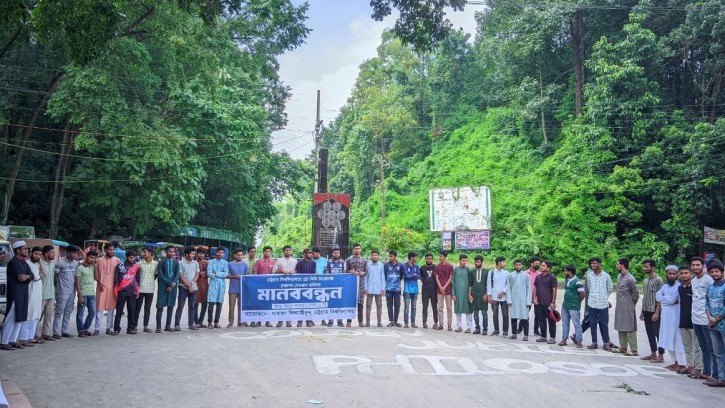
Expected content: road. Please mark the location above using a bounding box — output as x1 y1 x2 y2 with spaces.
1 296 722 408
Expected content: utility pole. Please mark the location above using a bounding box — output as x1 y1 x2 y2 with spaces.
378 140 387 244
314 90 326 193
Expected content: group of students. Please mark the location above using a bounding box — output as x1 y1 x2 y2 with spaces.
2 240 724 388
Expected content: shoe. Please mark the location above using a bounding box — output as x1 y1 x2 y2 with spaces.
464 329 471 334
266 322 273 327
455 328 463 332
207 324 214 329
377 322 383 327
199 323 208 328
189 326 199 331
345 323 351 328
240 323 248 327
42 335 55 341
522 336 528 341
227 323 233 328
404 324 409 328
22 342 35 347
214 323 222 329
490 331 500 336
447 326 452 331
143 328 152 333
558 340 567 346
164 327 173 332
482 330 488 335
536 337 547 342
106 329 113 335
387 322 394 327
587 344 598 350
286 322 292 328
155 327 162 333
175 326 181 331
338 322 344 327
423 324 428 329
297 322 303 328
127 329 138 335
706 380 725 387
108 331 120 336
79 331 89 338
502 332 508 337
53 334 62 340
0 344 14 351
508 335 517 340
703 378 718 386
411 324 418 328
92 330 100 336
365 323 370 327
547 338 556 344
575 342 583 348
276 322 283 327
11 343 24 349
603 345 612 352
473 330 481 335
395 322 402 327
306 322 314 327
61 332 74 338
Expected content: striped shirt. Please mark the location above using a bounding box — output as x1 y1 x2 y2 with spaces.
139 259 158 293
585 270 613 309
642 275 663 313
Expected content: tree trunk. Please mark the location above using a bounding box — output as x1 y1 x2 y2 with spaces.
49 129 73 239
539 64 548 143
571 9 584 117
710 71 723 124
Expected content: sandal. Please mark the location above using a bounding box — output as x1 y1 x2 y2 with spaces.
677 367 690 375
649 356 664 363
610 348 624 353
623 351 638 357
687 372 703 379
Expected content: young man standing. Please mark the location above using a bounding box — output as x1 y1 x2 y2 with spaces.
402 252 421 329
95 242 119 335
384 251 403 327
312 247 327 276
613 258 639 355
533 260 557 344
419 254 438 329
1 241 34 350
655 265 686 370
435 251 453 331
508 259 532 341
273 245 297 328
207 247 229 329
113 249 141 335
560 265 584 347
19 247 43 346
526 257 542 336
175 247 200 331
487 256 509 336
469 255 489 335
135 247 157 333
295 248 316 327
326 248 346 327
640 259 664 362
245 247 258 275
53 245 80 339
585 257 613 350
452 254 473 333
346 243 368 327
75 250 98 337
37 245 56 341
227 249 247 327
194 248 209 328
704 261 725 387
691 256 717 380
364 250 385 327
253 246 275 327
677 265 702 376
156 246 180 333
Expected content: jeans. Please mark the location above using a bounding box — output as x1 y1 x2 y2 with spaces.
175 288 198 327
114 293 137 332
53 293 75 335
491 301 509 334
534 304 556 339
403 292 418 324
561 308 582 342
710 329 725 381
75 295 97 334
694 324 717 378
365 294 383 324
473 308 488 332
421 287 438 325
386 291 401 322
196 302 208 325
587 306 610 344
642 310 663 354
135 292 154 328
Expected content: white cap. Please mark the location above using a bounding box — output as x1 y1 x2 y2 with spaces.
665 264 679 271
12 240 27 249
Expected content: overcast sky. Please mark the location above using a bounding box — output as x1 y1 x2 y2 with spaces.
272 1 481 159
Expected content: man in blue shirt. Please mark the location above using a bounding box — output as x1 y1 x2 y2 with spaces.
384 251 403 327
227 249 248 327
325 248 345 327
312 247 328 275
295 249 316 327
402 252 421 328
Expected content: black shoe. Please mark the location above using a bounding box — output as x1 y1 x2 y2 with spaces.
174 326 181 331
164 326 173 332
53 334 62 340
108 330 120 336
61 332 74 338
491 331 500 336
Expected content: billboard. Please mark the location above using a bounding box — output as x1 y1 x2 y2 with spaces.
312 193 351 259
704 226 725 246
429 186 492 232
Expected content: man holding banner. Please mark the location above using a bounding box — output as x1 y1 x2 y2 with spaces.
346 244 367 327
273 245 297 328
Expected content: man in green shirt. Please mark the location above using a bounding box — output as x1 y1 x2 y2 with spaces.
560 265 585 348
75 250 98 337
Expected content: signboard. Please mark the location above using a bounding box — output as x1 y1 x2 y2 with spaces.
455 230 491 250
175 225 244 245
442 232 452 251
240 274 358 323
312 193 350 259
429 186 492 232
704 226 725 246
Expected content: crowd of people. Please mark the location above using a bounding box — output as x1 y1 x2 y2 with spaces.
2 240 724 388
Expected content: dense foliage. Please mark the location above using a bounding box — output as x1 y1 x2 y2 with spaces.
263 1 725 277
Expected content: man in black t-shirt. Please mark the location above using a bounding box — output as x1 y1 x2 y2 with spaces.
419 253 438 329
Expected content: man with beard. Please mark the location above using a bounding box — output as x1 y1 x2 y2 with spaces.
53 245 80 339
508 259 532 341
346 244 368 327
194 248 209 328
613 258 639 356
469 255 488 335
75 250 98 337
294 249 316 327
37 245 56 341
18 246 44 346
2 241 34 350
640 259 664 362
135 247 157 333
364 250 385 327
252 246 275 327
676 265 701 376
384 251 403 328
113 249 141 334
691 256 716 380
560 265 584 348
585 257 613 350
533 261 558 344
402 252 421 329
272 245 296 328
327 248 347 327
704 261 725 387
435 251 454 331
487 256 509 337
96 243 120 335
655 265 686 371
452 254 473 333
526 257 541 336
156 246 180 332
419 253 438 329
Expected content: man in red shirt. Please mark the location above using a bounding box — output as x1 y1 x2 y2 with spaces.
435 251 454 331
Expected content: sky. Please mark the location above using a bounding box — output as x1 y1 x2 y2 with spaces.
272 1 482 159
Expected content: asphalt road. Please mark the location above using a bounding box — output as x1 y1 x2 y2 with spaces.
1 295 722 408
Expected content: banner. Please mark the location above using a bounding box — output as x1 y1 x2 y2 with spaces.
240 274 358 323
455 230 491 250
704 226 725 246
